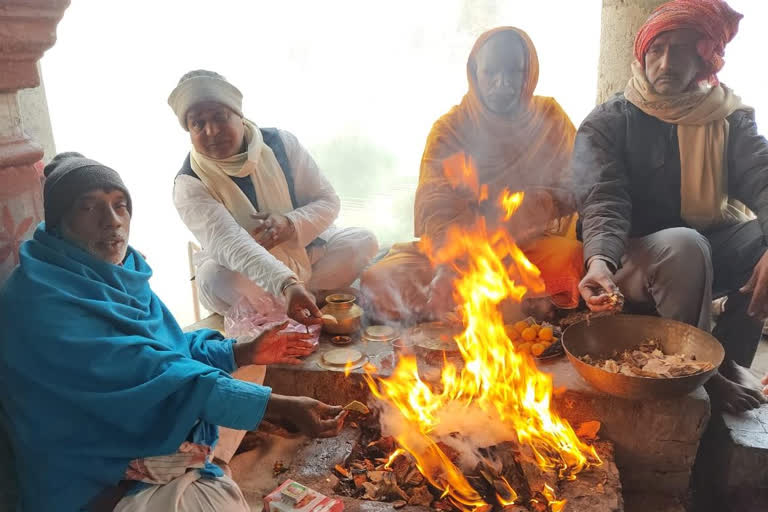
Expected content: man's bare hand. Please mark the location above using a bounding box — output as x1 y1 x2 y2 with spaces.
284 283 322 326
740 250 768 320
233 321 316 367
578 259 619 312
762 373 768 396
251 212 295 250
266 395 347 438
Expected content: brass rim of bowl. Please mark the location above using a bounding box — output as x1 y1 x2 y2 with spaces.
325 293 356 304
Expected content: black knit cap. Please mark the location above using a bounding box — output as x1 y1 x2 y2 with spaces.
42 152 132 232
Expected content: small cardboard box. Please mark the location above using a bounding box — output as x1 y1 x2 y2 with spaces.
264 479 344 512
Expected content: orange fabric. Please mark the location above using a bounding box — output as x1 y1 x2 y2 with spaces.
361 236 584 322
520 236 583 309
410 26 581 309
634 0 742 86
414 27 576 244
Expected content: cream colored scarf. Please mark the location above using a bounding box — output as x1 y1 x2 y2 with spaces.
190 121 311 281
624 61 751 230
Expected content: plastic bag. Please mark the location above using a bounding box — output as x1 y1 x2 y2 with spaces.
224 293 321 345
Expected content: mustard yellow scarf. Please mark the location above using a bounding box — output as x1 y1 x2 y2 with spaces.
624 61 751 230
190 121 311 281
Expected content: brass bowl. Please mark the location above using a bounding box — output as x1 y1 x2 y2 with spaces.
562 314 724 400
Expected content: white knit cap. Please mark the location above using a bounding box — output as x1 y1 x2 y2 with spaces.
167 75 244 130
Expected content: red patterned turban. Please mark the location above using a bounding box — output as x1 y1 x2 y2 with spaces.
634 0 743 85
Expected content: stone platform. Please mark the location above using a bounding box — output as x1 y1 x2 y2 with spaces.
188 314 711 505
692 405 768 512
230 422 622 512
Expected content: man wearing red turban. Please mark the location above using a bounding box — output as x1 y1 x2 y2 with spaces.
572 0 768 412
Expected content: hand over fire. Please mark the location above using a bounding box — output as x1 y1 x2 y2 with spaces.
233 321 316 366
266 395 347 438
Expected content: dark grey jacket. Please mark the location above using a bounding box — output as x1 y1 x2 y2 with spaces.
572 93 768 268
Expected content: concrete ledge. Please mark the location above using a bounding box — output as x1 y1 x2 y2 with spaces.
544 358 710 497
188 314 711 499
694 405 768 511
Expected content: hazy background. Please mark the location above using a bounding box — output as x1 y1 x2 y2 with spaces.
40 0 767 325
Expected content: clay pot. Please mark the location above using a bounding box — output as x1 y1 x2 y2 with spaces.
321 293 363 334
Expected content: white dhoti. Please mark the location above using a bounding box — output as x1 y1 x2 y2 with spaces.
113 472 249 512
115 365 265 511
197 227 378 315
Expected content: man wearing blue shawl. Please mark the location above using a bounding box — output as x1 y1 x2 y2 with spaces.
0 153 346 511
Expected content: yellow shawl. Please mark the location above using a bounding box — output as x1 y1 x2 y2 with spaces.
625 60 751 230
190 121 311 281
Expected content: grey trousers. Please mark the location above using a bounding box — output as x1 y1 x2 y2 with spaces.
614 220 766 367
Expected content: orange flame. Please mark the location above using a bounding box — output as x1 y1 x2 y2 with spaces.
501 190 524 221
364 179 599 509
384 448 407 469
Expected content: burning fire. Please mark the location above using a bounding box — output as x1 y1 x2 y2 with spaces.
363 189 600 510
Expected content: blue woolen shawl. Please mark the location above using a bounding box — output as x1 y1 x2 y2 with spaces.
0 225 270 511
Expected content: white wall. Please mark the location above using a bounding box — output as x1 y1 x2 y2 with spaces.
41 0 765 326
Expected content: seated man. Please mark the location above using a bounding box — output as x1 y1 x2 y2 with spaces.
169 70 378 317
0 153 345 511
573 0 768 413
361 27 584 323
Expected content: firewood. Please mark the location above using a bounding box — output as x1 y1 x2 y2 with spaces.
353 473 367 489
367 470 385 483
391 454 412 483
392 500 407 509
436 441 460 463
433 499 456 510
334 464 351 479
407 485 434 508
366 436 396 456
361 481 378 500
529 497 548 512
501 506 528 512
403 467 425 487
380 472 410 501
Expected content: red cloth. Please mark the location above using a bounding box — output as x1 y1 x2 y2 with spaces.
634 0 743 85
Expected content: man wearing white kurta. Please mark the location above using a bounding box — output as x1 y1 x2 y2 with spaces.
169 70 378 318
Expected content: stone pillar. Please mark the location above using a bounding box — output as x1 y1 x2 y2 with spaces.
0 2 69 510
18 63 57 163
0 0 69 287
596 0 666 104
